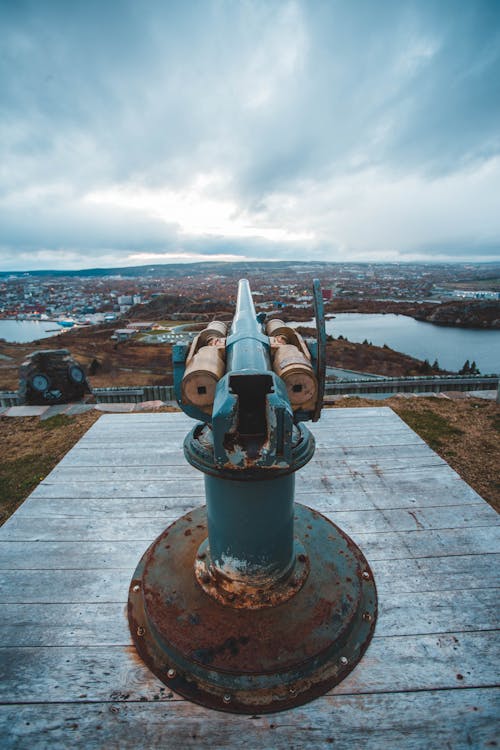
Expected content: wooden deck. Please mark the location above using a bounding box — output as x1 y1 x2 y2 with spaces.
0 407 498 748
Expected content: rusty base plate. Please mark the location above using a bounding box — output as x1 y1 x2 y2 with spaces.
128 503 377 714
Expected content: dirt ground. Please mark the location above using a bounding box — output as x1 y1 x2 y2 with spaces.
0 396 498 526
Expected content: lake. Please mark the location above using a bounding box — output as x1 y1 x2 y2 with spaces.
0 320 63 344
2 315 498 374
298 313 500 374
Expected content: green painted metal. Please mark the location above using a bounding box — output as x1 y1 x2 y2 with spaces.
204 473 296 582
128 277 378 714
181 279 316 584
225 278 270 373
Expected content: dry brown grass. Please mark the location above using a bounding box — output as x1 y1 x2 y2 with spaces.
0 411 100 524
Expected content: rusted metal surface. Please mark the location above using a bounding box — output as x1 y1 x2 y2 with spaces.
129 279 378 714
184 421 315 480
193 537 310 609
128 503 377 714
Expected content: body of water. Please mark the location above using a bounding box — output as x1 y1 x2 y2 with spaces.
2 315 498 374
0 320 63 343
297 314 500 374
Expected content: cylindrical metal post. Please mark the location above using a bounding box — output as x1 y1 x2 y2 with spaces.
204 473 295 584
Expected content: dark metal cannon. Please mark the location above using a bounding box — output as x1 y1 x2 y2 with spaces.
128 279 377 713
19 349 91 405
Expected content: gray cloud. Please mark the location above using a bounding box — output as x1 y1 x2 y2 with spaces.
0 0 499 269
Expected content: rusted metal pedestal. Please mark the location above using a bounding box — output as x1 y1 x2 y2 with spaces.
128 504 376 714
128 279 377 713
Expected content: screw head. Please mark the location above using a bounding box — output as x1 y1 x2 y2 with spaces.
363 611 372 622
362 571 370 580
132 584 140 593
289 687 297 695
340 656 348 666
167 668 176 679
136 626 145 637
223 694 231 704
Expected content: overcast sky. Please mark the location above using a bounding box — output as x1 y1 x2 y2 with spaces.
1 0 499 271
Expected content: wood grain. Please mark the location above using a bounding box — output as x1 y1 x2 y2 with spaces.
1 689 497 750
0 407 498 749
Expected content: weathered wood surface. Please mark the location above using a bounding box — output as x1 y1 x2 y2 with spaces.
1 689 498 750
0 407 499 749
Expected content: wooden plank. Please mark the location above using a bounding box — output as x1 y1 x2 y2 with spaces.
12 487 485 519
376 588 499 636
0 408 498 748
31 464 459 495
14 493 202 517
84 407 393 425
0 631 497 704
0 516 172 542
1 525 498 570
79 417 410 435
1 586 497 647
371 553 500 593
1 503 495 541
349 525 500 560
0 688 498 750
76 432 423 449
80 426 421 448
50 454 446 476
0 540 148 570
0 568 133 603
56 443 442 467
37 462 464 485
2 555 497 604
25 467 483 509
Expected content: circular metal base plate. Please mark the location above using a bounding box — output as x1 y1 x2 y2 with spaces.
128 503 377 714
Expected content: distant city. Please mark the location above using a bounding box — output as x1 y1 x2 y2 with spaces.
1 261 499 322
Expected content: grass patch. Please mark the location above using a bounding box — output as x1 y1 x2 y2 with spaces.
0 453 56 523
40 414 74 430
396 408 464 451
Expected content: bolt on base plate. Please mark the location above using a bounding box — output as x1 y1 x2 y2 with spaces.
128 503 377 714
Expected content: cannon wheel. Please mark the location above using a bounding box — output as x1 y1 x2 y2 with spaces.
29 372 51 393
312 279 326 421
